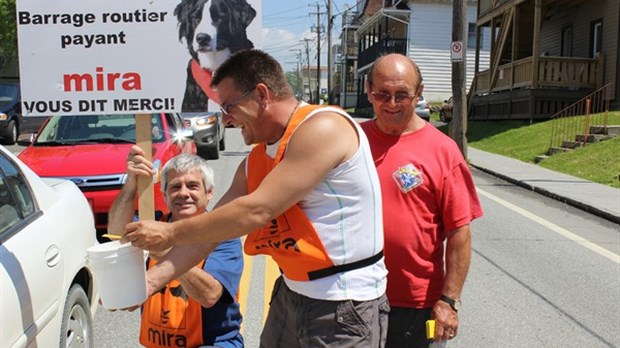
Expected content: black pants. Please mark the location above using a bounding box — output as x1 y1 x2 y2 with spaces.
386 307 433 348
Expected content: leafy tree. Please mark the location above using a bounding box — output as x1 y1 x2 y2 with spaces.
285 71 302 99
0 0 18 71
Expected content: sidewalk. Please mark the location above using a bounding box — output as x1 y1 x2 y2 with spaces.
468 147 620 224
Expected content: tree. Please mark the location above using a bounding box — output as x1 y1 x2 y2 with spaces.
0 0 17 71
285 71 302 99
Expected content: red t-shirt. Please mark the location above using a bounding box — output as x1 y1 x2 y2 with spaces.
361 120 483 308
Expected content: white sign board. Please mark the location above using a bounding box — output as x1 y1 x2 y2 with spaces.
16 0 262 116
450 41 463 62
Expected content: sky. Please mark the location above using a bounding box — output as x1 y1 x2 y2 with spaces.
261 0 356 71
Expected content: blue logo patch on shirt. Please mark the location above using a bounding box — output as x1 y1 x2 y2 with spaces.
392 163 424 193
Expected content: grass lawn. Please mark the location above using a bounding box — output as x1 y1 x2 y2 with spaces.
450 112 620 188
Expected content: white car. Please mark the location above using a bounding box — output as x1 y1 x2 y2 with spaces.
0 145 99 347
416 95 431 122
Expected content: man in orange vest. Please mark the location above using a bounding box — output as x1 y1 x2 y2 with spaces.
124 49 389 347
108 150 244 348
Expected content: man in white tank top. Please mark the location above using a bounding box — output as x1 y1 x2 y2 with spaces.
124 49 389 347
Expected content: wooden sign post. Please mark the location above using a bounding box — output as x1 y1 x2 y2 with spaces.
135 113 155 221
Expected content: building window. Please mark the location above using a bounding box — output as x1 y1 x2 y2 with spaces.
467 23 479 49
561 26 573 57
590 19 602 57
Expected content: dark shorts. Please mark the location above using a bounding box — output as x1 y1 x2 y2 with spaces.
386 307 433 348
259 276 390 348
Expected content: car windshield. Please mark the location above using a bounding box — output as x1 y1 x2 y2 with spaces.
34 114 164 145
0 84 19 110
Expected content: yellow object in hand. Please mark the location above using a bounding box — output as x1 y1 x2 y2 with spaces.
426 319 436 339
101 234 122 240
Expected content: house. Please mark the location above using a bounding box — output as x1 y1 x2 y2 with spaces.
469 0 619 120
343 0 490 114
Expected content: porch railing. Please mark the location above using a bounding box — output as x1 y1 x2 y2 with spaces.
357 38 408 68
547 83 613 154
475 55 603 94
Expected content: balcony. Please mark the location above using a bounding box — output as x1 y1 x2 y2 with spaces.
475 55 604 94
470 55 605 120
357 38 408 68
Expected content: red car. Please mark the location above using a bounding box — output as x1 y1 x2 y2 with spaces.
18 113 196 241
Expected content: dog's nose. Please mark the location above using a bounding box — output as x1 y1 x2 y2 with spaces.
195 33 212 48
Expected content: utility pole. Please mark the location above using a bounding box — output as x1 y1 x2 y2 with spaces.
310 3 323 104
302 38 313 102
327 0 333 104
290 48 303 99
450 0 468 158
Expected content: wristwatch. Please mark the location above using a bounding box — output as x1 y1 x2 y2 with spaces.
439 294 461 312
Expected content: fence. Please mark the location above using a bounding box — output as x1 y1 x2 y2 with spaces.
548 83 613 154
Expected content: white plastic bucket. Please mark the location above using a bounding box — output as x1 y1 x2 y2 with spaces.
87 241 148 310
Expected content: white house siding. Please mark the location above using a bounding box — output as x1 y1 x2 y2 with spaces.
407 1 490 102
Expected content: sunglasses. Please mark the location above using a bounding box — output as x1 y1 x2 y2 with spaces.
371 91 416 104
220 87 255 115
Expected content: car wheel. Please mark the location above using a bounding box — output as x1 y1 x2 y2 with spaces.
219 130 226 151
208 144 220 160
60 284 94 348
1 119 18 145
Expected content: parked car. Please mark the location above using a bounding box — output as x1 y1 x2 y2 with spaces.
182 111 225 160
18 113 196 241
416 95 431 121
0 145 98 347
0 82 48 144
440 96 453 122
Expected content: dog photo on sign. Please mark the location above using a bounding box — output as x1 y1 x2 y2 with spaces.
174 0 257 112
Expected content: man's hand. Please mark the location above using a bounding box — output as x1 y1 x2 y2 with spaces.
123 220 174 252
126 145 155 182
432 300 459 341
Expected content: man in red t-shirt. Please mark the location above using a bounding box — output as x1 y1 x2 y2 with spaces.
361 53 483 347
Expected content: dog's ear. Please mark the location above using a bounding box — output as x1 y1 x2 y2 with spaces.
231 0 257 28
174 0 193 42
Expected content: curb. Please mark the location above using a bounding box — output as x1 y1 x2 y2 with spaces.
471 164 620 225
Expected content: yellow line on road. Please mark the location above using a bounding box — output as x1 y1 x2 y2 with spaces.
238 238 252 336
262 256 279 324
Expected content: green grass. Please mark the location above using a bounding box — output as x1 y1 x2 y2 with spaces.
539 136 620 187
448 112 620 188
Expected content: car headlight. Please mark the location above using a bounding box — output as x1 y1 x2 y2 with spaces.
195 115 217 127
0 113 8 121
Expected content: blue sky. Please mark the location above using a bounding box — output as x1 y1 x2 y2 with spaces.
261 0 354 71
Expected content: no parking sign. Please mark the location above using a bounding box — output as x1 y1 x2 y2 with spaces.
451 41 463 62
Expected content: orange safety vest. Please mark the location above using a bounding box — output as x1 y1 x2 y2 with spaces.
139 259 205 348
244 104 383 281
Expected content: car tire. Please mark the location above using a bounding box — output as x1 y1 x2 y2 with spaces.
1 119 18 145
208 144 220 160
60 284 94 347
219 130 226 151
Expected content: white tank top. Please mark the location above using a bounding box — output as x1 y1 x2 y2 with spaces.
263 105 387 301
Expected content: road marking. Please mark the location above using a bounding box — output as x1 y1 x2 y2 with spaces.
238 240 253 336
237 237 278 336
262 256 279 324
477 188 620 264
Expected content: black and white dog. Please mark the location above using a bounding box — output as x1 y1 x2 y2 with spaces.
175 0 256 112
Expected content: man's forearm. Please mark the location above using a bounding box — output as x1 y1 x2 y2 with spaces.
146 242 218 295
442 225 472 298
107 179 138 236
178 267 223 308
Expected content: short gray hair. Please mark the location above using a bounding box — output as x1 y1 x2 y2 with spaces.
160 154 215 194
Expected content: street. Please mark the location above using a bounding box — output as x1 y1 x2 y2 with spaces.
6 127 619 347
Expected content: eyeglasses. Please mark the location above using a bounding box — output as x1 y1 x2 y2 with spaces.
371 91 416 104
220 87 255 115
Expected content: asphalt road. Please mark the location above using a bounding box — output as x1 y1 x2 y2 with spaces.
6 126 619 347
